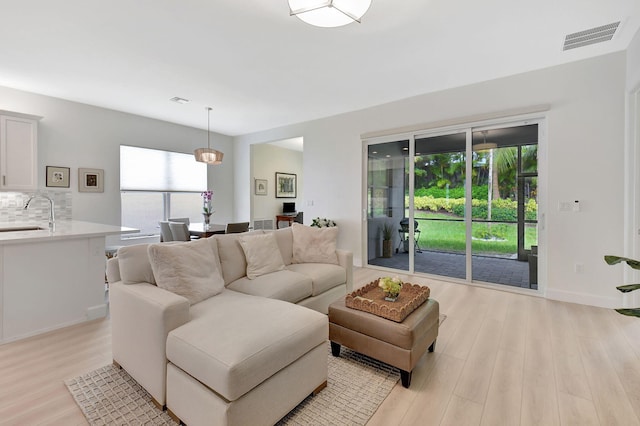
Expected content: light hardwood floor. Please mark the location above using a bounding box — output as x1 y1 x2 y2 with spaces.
2 268 640 425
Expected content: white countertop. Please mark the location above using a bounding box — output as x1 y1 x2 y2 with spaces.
0 220 138 244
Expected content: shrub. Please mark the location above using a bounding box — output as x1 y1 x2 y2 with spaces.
412 194 537 221
473 224 509 240
414 185 488 200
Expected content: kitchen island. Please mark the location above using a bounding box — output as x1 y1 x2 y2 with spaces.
0 220 136 344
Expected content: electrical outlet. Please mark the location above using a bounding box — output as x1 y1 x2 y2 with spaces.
574 263 584 273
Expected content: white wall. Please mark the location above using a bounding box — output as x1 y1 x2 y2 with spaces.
627 28 640 91
625 28 640 308
250 143 303 225
235 51 628 309
0 85 235 241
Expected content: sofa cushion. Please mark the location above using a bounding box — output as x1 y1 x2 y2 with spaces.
148 238 224 305
215 230 264 285
291 223 339 265
238 233 285 279
286 263 347 296
117 244 156 285
167 290 328 402
227 270 312 303
271 227 293 265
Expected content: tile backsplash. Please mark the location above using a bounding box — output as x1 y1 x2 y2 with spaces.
0 191 72 222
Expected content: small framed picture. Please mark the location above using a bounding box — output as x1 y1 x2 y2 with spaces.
275 172 296 198
255 179 268 196
78 168 104 193
46 166 70 188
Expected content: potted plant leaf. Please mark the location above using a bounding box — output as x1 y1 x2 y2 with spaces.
604 255 640 317
381 221 394 258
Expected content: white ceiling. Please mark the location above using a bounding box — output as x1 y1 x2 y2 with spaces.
0 0 638 136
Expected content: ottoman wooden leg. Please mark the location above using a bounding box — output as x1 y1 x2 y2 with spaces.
400 370 412 388
429 339 437 353
330 341 341 357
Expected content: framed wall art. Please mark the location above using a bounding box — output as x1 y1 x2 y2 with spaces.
46 166 70 188
275 172 296 198
255 178 268 196
78 168 104 193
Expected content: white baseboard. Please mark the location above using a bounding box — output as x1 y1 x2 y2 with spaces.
545 288 620 309
87 304 108 320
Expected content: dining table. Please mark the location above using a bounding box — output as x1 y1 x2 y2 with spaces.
188 223 226 238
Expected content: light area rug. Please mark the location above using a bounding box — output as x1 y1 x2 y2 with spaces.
66 315 445 425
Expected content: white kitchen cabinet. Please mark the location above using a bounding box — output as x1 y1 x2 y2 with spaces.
0 111 40 191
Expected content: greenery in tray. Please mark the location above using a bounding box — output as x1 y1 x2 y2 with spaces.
379 276 403 298
604 255 640 318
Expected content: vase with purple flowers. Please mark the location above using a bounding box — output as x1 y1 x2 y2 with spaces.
201 190 213 228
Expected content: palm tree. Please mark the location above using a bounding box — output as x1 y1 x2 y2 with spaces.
492 147 517 200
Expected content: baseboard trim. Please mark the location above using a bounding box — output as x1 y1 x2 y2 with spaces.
545 288 620 309
87 304 108 320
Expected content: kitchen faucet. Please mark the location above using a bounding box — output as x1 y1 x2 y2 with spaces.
24 194 55 230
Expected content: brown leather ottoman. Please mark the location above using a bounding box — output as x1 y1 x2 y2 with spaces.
328 296 439 388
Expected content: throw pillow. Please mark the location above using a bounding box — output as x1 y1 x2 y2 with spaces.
147 238 224 305
117 244 156 285
238 232 286 279
291 222 339 264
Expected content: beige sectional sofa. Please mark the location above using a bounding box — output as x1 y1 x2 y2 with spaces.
107 225 352 426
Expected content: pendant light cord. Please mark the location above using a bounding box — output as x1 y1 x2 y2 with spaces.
206 107 212 149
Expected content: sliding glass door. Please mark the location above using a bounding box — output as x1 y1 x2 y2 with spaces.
365 120 540 289
365 140 410 273
412 131 468 280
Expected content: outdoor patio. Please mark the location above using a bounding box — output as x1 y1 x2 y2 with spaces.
368 249 536 289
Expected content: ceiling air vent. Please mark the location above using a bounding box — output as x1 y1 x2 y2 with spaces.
563 21 620 51
169 96 190 104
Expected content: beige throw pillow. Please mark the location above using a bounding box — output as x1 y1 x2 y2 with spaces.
147 238 225 305
117 244 156 285
291 223 339 264
238 233 286 279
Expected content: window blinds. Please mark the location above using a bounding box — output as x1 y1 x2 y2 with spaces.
120 145 207 192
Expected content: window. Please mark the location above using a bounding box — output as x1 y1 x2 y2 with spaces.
120 146 207 237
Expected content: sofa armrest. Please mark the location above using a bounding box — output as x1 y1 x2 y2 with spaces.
106 257 121 284
336 249 353 293
110 281 190 406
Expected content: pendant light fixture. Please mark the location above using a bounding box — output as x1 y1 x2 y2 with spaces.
473 131 497 151
288 0 372 28
194 106 224 165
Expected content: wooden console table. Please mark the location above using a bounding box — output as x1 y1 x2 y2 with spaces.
276 215 297 229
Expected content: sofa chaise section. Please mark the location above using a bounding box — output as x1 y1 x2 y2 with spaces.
166 290 328 425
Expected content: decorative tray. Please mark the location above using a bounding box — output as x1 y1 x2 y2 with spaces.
345 279 430 322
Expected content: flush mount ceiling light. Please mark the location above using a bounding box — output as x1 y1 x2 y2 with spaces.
194 107 224 165
289 0 372 28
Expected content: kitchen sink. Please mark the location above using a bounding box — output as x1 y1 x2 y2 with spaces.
0 226 45 232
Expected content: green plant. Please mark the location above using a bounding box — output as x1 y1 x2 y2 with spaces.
379 276 403 297
311 217 336 228
473 224 508 240
381 221 393 241
604 255 640 317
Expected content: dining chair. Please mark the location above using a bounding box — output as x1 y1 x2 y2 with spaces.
225 222 250 234
159 221 174 242
168 217 190 225
169 222 191 241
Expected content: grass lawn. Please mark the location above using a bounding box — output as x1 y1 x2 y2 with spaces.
410 211 538 255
